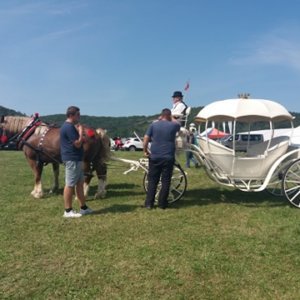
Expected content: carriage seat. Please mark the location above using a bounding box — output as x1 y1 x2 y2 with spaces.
199 135 290 179
231 136 290 179
173 106 192 128
198 136 234 155
198 136 234 175
246 136 290 157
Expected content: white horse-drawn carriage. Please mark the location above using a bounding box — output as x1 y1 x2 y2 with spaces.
118 97 300 208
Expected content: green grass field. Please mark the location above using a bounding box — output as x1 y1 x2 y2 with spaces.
1 151 300 299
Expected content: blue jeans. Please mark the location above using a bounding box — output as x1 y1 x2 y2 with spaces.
185 151 198 168
145 158 175 208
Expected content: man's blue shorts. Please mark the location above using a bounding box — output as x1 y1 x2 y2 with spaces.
64 161 84 187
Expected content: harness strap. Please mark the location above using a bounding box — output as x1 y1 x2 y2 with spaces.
16 115 41 148
182 101 188 115
38 127 50 149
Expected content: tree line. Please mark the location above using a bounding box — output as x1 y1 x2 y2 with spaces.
1 105 299 138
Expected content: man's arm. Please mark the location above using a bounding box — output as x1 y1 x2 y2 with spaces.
73 124 85 148
143 135 150 157
172 116 181 123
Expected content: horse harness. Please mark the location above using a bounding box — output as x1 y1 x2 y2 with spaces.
16 115 61 165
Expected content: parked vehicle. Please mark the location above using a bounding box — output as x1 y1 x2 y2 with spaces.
109 138 115 150
219 133 264 151
122 137 143 151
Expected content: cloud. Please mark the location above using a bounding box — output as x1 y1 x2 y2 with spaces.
33 22 91 42
0 0 87 17
230 26 300 71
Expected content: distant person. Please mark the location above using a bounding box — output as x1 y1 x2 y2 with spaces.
185 123 199 168
171 91 188 126
60 106 93 218
143 108 181 209
113 137 123 150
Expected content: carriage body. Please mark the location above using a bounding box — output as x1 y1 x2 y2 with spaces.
192 98 300 207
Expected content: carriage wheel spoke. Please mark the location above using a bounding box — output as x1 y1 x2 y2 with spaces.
289 189 300 205
143 164 187 204
283 159 300 208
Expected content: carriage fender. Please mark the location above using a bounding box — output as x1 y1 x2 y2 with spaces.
257 148 300 192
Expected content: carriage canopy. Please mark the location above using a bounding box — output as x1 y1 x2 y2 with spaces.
194 98 294 123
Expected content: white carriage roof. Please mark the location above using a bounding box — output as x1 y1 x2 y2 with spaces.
195 98 294 122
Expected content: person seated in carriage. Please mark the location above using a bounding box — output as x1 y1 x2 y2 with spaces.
171 91 189 126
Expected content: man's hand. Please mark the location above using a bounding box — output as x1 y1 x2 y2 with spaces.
144 149 150 157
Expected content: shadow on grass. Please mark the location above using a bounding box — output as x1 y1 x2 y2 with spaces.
41 188 64 198
88 183 145 198
42 184 289 210
92 204 139 214
173 187 289 208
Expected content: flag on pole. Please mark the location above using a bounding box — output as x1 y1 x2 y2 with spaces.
184 81 190 91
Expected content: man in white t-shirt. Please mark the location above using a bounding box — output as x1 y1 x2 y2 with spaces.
171 91 188 125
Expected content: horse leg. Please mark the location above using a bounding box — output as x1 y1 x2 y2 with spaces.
94 162 107 199
27 159 44 198
83 175 93 198
49 163 59 194
83 161 93 198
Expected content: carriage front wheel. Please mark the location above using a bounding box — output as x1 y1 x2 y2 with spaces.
282 158 300 208
143 162 187 204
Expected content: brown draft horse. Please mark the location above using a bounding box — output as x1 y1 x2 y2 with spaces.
0 115 110 199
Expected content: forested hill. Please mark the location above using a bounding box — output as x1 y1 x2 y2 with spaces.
1 105 300 138
41 107 202 137
0 105 202 137
0 105 26 117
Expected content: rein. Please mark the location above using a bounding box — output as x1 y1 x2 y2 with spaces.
20 139 61 164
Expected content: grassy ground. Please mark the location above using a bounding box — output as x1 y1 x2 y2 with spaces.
0 150 300 299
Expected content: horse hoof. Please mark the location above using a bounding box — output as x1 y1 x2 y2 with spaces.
94 192 106 199
31 191 44 199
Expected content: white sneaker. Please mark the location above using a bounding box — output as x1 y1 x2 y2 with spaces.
79 207 93 215
63 210 82 218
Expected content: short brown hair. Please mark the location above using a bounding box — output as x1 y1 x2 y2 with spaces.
161 108 171 116
66 106 80 117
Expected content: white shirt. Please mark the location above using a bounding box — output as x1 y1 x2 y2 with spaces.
171 101 186 117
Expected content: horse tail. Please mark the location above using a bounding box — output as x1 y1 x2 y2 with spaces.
96 128 111 163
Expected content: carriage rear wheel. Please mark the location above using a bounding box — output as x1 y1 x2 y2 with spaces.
282 159 300 208
143 162 187 204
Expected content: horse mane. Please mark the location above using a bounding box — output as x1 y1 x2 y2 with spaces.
3 116 51 136
3 116 32 134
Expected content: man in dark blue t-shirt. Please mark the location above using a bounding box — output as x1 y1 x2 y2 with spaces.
143 108 181 209
60 106 93 218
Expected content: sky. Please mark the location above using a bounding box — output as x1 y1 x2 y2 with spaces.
0 0 300 117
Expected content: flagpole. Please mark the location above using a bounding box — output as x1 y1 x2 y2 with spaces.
183 79 190 101
183 79 191 129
